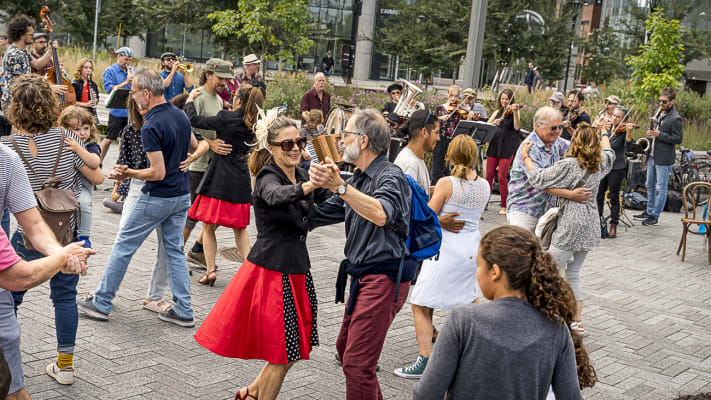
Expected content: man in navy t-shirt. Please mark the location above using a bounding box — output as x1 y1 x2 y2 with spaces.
78 68 196 327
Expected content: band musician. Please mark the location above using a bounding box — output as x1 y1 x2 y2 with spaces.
561 90 590 140
382 83 402 115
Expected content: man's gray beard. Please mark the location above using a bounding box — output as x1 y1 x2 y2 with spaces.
342 140 360 163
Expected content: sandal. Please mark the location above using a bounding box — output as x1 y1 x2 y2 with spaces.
235 387 257 400
142 299 171 313
199 270 217 287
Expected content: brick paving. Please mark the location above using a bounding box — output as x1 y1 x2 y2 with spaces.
11 147 711 399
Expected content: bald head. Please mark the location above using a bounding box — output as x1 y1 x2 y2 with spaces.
314 72 326 93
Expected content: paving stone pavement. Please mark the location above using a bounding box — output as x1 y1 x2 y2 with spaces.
10 146 711 399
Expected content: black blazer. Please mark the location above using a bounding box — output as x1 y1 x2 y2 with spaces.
648 106 683 166
71 79 99 116
247 163 333 274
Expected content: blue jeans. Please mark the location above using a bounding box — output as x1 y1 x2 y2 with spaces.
92 192 193 319
120 179 169 302
77 176 93 238
1 207 9 237
645 157 672 217
10 232 79 354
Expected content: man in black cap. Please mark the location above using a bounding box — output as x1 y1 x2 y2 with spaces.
29 32 56 77
321 50 335 77
382 83 402 115
159 52 193 101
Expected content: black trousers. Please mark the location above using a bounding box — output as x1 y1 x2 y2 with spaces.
597 168 625 225
430 135 452 185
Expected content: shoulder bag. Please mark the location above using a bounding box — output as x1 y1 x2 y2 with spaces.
535 170 591 250
10 132 79 251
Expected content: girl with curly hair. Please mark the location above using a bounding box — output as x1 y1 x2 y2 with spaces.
414 225 597 399
520 122 614 333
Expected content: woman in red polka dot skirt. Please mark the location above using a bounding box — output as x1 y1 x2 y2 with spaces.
194 111 332 400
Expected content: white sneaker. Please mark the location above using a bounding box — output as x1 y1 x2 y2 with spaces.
46 362 74 385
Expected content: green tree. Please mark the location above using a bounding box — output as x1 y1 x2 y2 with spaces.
209 0 313 66
626 9 685 103
375 0 471 79
578 20 629 84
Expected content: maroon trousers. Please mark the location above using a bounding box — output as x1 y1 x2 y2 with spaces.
486 156 513 208
336 274 410 400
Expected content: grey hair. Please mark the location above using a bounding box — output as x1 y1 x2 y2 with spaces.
314 72 325 81
133 68 165 97
615 105 628 115
352 109 391 155
534 106 563 128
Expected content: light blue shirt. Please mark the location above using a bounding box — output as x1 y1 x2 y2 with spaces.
159 70 193 101
102 63 130 118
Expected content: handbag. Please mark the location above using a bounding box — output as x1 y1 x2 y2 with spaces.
535 170 591 250
10 132 79 251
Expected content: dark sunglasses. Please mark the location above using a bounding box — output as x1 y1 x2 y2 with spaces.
391 91 401 95
658 99 669 104
548 125 563 131
164 58 175 61
270 137 307 151
423 110 435 126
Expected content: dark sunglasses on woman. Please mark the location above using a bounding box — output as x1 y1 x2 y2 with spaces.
270 137 308 151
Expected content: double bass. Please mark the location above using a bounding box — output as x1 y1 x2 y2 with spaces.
39 6 76 107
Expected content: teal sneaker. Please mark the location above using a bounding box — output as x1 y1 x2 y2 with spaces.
394 354 428 379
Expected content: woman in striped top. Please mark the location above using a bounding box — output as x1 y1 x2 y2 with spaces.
1 74 104 386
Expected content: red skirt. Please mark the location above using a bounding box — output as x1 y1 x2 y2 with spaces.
194 260 318 364
188 194 250 229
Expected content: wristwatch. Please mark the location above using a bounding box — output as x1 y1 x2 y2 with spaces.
601 133 610 137
337 183 348 196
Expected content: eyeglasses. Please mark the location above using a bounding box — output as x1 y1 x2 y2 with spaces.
36 40 47 44
548 125 563 131
658 99 669 104
340 130 367 141
164 57 175 62
391 91 401 95
270 137 307 151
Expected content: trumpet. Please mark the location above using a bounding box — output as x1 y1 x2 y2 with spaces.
176 56 193 73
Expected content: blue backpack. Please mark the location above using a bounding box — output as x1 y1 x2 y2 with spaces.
369 163 442 260
403 174 442 260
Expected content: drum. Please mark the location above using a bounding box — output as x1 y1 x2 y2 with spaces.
325 106 351 138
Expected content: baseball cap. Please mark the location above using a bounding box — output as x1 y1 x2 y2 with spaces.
205 58 234 79
116 47 133 57
549 92 564 103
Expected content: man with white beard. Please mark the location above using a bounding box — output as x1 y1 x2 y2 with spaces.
309 109 415 399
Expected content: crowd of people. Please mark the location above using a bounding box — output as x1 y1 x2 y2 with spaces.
0 11 689 400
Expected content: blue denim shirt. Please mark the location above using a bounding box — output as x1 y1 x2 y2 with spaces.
507 131 569 218
159 70 193 101
102 63 130 118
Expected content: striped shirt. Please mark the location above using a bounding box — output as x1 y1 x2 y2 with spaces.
1 128 86 232
0 142 37 213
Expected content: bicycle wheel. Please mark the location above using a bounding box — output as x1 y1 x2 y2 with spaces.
696 163 711 183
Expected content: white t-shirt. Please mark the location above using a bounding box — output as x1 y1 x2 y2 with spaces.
394 146 430 194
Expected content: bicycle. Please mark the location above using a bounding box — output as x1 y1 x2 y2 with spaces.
668 147 700 194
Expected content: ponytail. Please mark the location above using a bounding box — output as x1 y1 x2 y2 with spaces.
238 84 265 131
248 148 272 176
480 226 597 389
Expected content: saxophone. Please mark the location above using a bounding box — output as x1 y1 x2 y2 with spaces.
647 106 662 153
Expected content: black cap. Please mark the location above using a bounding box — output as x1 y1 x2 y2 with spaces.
160 52 177 61
387 83 403 93
386 113 401 124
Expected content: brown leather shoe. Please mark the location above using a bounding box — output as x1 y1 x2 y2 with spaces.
608 223 617 238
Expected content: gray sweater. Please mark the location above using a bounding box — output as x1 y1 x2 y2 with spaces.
413 297 582 400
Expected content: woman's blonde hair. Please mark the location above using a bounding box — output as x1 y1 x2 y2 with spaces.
447 85 461 96
305 109 324 125
73 58 95 81
59 106 99 143
6 74 60 133
445 134 478 179
566 123 602 173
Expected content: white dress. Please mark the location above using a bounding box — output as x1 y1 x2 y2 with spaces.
410 176 490 309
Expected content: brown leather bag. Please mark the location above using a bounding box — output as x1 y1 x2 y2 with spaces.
10 133 78 251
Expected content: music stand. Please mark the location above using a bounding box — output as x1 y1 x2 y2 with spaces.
453 120 498 173
104 88 130 109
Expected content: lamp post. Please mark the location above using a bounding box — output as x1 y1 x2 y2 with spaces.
563 0 583 92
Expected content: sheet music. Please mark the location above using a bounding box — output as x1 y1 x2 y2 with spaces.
306 142 319 164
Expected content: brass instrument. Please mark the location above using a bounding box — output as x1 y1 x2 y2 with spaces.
646 106 662 153
635 138 651 153
176 56 193 73
392 79 424 119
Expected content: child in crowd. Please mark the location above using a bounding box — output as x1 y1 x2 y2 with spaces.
59 106 101 249
414 225 596 400
300 109 325 169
